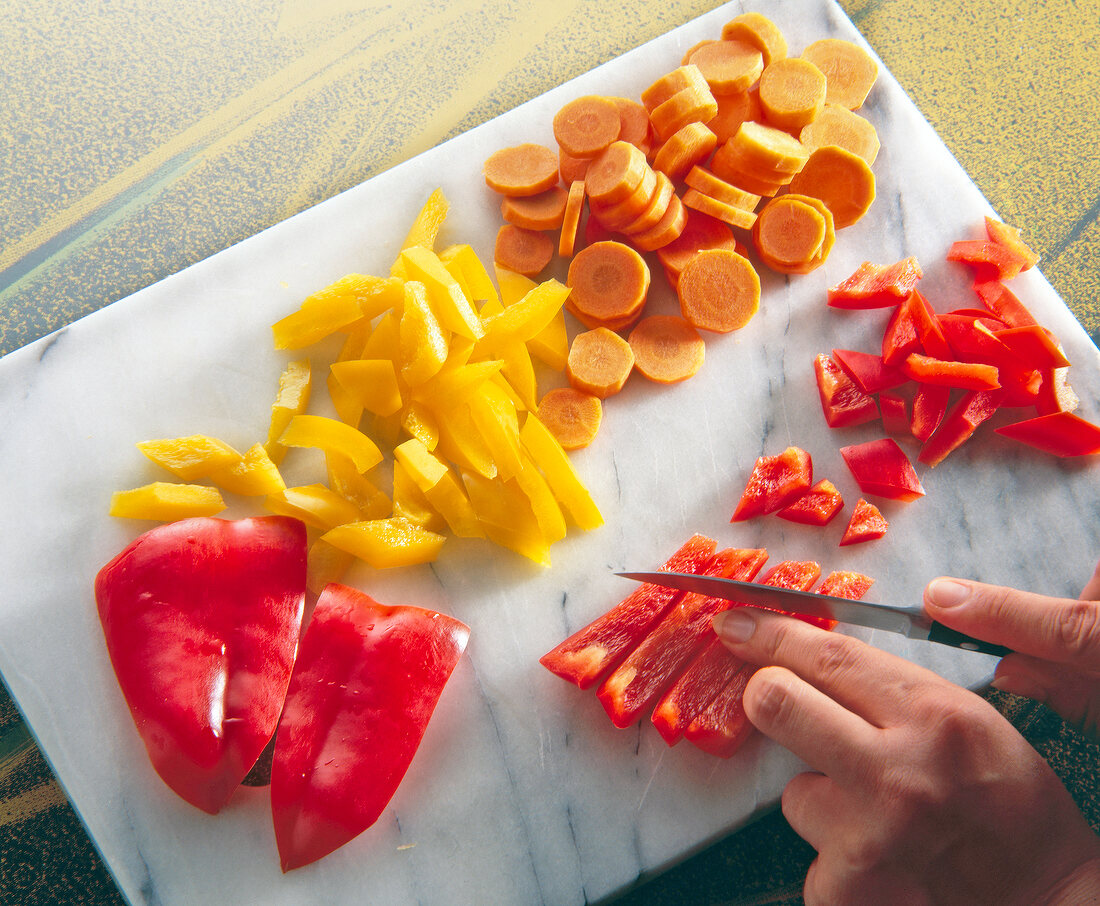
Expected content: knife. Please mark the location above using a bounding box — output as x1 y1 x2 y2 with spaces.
616 571 1010 656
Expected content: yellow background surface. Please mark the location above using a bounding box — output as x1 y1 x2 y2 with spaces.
1 1 1097 903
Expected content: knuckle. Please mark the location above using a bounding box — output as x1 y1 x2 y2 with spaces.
809 633 864 680
1053 600 1100 663
746 667 797 728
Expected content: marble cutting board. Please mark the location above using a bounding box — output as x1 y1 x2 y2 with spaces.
3 1 1100 904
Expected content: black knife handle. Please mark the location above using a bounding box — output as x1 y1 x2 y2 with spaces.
927 622 1011 657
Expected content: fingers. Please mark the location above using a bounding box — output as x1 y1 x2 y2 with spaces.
781 770 848 852
993 654 1100 736
925 577 1100 671
1081 558 1100 602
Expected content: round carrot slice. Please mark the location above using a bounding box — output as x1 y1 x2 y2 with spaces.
684 166 761 211
652 121 718 181
628 315 706 383
709 143 787 196
656 208 740 276
641 64 710 112
501 185 569 231
649 85 719 141
590 166 658 231
631 192 687 252
779 193 836 273
566 240 650 329
752 196 827 271
585 141 648 204
553 95 622 158
787 145 876 228
484 143 560 197
558 180 586 258
567 327 636 398
759 57 828 132
494 224 555 277
686 38 764 95
612 97 653 153
799 103 880 164
677 248 761 332
728 121 809 174
622 171 675 236
681 188 757 231
800 38 878 110
536 387 603 449
559 148 590 185
709 88 762 143
720 12 788 67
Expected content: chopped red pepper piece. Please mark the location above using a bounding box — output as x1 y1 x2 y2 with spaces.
827 257 923 309
994 326 1071 370
910 383 950 442
918 389 1004 467
816 570 875 599
994 411 1100 457
878 389 910 435
813 354 879 429
731 446 813 521
908 291 953 360
984 217 1039 270
832 348 907 394
1035 366 1080 416
539 534 717 689
651 640 747 747
839 498 888 546
776 478 844 526
841 438 925 501
94 516 307 814
973 280 1038 328
901 353 1001 391
270 583 469 871
947 239 1028 281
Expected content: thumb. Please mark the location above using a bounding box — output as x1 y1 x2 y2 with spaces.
924 577 1100 671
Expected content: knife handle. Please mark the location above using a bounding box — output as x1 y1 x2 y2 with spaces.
928 622 1011 657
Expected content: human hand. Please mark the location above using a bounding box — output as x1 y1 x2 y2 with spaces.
712 606 1100 905
924 559 1100 736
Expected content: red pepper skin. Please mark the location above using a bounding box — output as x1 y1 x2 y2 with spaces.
94 516 307 815
651 641 746 747
878 389 911 435
731 446 814 521
841 438 925 502
814 355 879 429
827 257 923 309
880 294 922 366
973 280 1038 329
908 291 954 360
816 570 875 599
776 478 844 526
994 326 1071 370
947 239 1027 281
910 383 951 442
994 411 1100 457
901 353 1001 391
539 534 717 689
918 389 1004 467
271 584 469 872
839 499 888 546
831 348 907 394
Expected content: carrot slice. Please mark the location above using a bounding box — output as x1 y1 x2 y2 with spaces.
612 97 653 153
494 224 555 277
590 166 658 231
787 145 876 229
753 196 827 271
558 180 586 258
567 327 636 398
681 188 757 231
709 142 788 196
708 88 763 143
685 38 764 95
781 193 836 273
621 171 676 237
799 103 880 164
758 57 827 132
656 208 740 278
584 140 649 204
566 240 650 329
553 94 622 158
628 315 705 383
648 85 719 141
631 192 688 252
727 120 810 174
536 387 603 449
558 148 590 185
677 248 761 333
684 166 761 211
484 143 561 196
720 12 788 67
641 64 710 112
500 185 568 231
800 38 878 110
652 122 718 181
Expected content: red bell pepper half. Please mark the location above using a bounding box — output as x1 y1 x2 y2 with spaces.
827 257 923 309
831 348 907 395
841 438 925 502
776 478 844 526
814 354 880 428
994 411 1100 457
918 389 1004 467
731 446 813 521
271 583 469 872
539 534 717 690
94 516 307 814
839 498 888 546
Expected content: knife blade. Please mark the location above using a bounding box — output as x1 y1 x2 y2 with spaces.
616 571 1010 656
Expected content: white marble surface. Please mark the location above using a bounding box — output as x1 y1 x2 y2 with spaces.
2 1 1100 904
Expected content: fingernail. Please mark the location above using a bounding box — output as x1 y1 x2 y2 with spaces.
713 608 756 643
927 578 970 609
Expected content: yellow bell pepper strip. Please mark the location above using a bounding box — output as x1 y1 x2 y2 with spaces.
264 484 362 531
278 414 382 474
393 438 483 538
329 359 404 417
514 455 568 546
398 187 449 256
462 472 552 566
306 539 355 596
272 274 402 350
490 371 527 412
110 482 226 520
209 443 286 496
492 266 568 369
519 413 603 530
431 402 498 480
401 400 440 451
392 460 446 532
467 381 524 481
265 360 312 464
480 279 570 345
136 434 241 480
321 517 446 569
411 359 503 412
494 264 536 305
400 281 450 387
439 243 500 310
325 452 392 518
362 308 401 358
399 246 485 341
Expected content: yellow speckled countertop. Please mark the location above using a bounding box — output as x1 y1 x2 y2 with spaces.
1 1 1097 903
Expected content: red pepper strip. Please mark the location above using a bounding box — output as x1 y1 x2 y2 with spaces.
918 389 1005 467
881 294 922 366
909 291 953 360
683 561 821 758
949 307 1007 326
841 438 925 501
973 280 1038 328
984 217 1039 270
947 239 1028 281
539 534 717 689
776 478 844 526
816 570 875 599
994 411 1100 457
94 516 307 815
814 354 879 429
911 383 951 442
1035 367 1080 416
826 257 923 309
271 583 469 872
901 353 1001 391
994 326 1071 370
831 348 908 394
840 498 888 546
596 548 768 729
731 446 813 521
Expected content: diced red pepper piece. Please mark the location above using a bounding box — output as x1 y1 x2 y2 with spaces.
985 217 1039 270
814 354 880 429
947 239 1028 281
950 307 1008 326
973 280 1038 328
94 516 307 815
832 348 908 394
539 534 717 689
840 498 888 546
881 293 922 365
827 257 923 309
1035 366 1080 416
909 291 953 360
918 389 1004 467
596 548 768 729
994 326 1071 370
901 353 1001 391
878 389 910 434
776 478 844 526
910 383 951 442
270 583 469 871
731 446 813 521
841 438 925 501
994 411 1100 457
816 570 875 599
